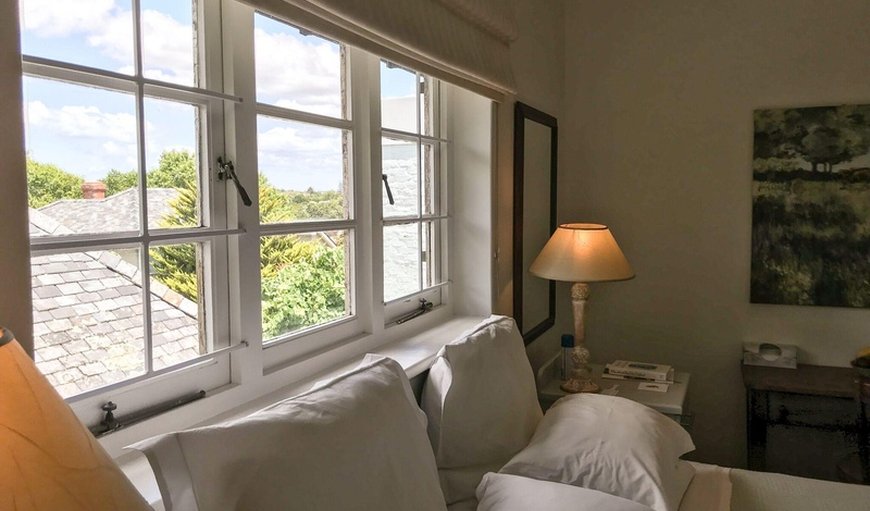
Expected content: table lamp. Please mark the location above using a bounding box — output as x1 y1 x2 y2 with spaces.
530 223 634 393
0 326 151 510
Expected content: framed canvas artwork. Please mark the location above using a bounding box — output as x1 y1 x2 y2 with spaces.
751 104 870 308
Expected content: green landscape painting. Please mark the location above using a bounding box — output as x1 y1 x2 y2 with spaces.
751 104 870 308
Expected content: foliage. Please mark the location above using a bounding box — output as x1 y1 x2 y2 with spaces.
286 188 345 220
148 150 197 189
26 158 83 208
145 152 347 334
103 169 139 197
261 242 347 338
27 149 349 333
150 243 201 302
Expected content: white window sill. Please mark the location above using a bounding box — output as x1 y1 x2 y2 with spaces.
115 314 487 507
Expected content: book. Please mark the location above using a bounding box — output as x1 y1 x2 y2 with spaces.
605 360 674 383
601 371 674 384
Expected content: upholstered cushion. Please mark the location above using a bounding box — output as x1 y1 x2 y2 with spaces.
421 315 543 504
132 356 448 511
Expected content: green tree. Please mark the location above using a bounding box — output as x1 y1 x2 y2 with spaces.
261 243 347 337
150 158 347 337
286 188 345 220
26 158 84 208
103 169 138 197
149 149 197 189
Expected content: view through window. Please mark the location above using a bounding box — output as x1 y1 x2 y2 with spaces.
19 0 453 403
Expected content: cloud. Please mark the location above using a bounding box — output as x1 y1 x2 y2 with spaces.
26 100 138 143
254 27 344 117
20 0 118 37
97 9 195 84
22 1 193 84
23 1 345 112
257 123 345 190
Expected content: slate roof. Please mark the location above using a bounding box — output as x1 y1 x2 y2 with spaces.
38 188 179 234
29 206 201 398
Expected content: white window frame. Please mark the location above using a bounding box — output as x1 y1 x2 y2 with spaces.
21 0 242 422
16 0 493 443
380 65 451 322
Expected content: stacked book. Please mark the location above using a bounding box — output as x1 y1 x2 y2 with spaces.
603 360 675 384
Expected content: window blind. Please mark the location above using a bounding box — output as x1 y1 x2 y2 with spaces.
242 0 517 100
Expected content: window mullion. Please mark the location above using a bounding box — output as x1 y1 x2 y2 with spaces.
220 0 264 384
348 48 383 332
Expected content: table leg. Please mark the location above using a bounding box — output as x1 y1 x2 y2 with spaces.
747 388 768 471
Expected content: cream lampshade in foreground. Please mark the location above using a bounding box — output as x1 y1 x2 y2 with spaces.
0 327 151 511
530 224 634 393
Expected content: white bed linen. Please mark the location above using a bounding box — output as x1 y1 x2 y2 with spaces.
730 467 870 511
476 473 656 511
500 393 695 511
131 357 447 511
421 315 542 504
679 462 732 511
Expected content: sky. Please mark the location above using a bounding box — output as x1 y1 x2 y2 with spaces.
20 0 418 192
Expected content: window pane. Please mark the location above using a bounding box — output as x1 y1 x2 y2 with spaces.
257 116 350 223
140 0 197 86
31 248 145 398
381 61 417 133
254 13 346 119
384 223 421 302
145 98 201 229
382 137 419 218
23 77 141 236
260 231 351 340
19 0 135 74
149 242 207 370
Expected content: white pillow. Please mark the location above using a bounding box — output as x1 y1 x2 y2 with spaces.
476 473 656 511
499 393 695 511
131 357 448 511
421 315 543 504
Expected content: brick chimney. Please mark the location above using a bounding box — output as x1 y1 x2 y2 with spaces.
81 181 107 200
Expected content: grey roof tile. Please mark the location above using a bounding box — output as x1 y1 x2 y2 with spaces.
29 201 203 398
38 188 179 234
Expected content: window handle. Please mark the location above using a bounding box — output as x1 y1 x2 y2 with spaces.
382 174 395 205
218 157 252 207
394 298 434 324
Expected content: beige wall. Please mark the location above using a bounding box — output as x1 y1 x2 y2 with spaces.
562 0 870 466
0 1 33 355
497 0 569 370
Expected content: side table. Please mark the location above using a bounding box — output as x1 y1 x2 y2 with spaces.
536 353 693 430
742 363 855 475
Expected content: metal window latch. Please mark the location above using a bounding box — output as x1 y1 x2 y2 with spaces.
395 298 434 325
382 174 395 205
89 390 207 438
217 156 252 207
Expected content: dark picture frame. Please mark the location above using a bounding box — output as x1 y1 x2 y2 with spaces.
513 102 558 344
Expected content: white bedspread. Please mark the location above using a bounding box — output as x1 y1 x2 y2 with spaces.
680 462 732 511
730 468 870 511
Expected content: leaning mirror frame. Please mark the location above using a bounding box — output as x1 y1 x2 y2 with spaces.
513 102 558 344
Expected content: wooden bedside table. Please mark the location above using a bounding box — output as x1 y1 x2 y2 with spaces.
536 353 693 429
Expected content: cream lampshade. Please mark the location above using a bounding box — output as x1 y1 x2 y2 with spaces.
530 223 634 393
0 327 151 511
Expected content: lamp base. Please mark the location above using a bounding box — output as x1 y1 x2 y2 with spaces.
560 378 601 394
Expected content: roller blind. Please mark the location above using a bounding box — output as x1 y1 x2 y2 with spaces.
244 0 517 100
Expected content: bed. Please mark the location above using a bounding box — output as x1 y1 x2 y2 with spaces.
133 315 870 511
